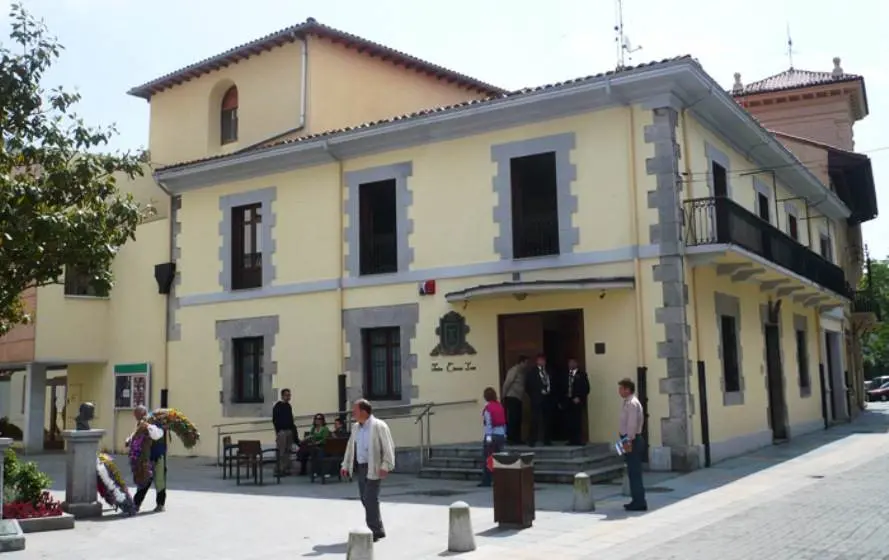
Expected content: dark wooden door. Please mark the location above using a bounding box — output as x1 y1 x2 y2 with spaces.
499 314 544 443
765 324 788 440
498 314 544 386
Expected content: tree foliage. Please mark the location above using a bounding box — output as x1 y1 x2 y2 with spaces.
861 258 889 374
0 3 145 335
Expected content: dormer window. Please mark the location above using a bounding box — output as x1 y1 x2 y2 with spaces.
221 86 239 145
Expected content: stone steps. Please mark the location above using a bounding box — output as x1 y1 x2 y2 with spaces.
418 442 625 484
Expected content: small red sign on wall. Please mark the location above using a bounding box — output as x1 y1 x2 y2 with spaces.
419 280 436 295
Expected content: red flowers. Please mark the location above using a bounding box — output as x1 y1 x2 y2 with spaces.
3 491 63 519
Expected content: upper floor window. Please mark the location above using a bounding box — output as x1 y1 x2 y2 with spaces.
819 232 833 262
63 268 108 298
511 152 559 258
221 86 239 145
787 213 799 241
231 203 262 290
359 179 398 276
756 192 770 223
711 161 728 198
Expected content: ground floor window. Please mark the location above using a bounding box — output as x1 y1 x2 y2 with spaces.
720 315 741 392
796 329 811 390
233 336 264 403
363 327 401 400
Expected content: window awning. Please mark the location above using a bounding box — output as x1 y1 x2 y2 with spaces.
445 277 634 303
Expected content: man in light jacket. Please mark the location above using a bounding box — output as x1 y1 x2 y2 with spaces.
341 399 396 542
501 355 528 444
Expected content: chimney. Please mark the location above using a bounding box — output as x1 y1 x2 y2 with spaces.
732 72 744 94
832 57 844 78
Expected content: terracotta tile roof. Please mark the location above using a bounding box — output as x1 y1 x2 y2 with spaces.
156 56 695 173
732 67 861 96
127 18 506 100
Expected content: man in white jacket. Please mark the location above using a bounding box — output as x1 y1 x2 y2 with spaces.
340 399 396 542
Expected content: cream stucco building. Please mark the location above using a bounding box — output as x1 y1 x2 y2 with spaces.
0 21 878 475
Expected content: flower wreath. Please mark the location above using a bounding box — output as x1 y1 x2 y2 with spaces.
96 453 136 516
129 408 200 487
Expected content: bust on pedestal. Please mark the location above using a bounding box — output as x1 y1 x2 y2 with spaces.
61 403 104 519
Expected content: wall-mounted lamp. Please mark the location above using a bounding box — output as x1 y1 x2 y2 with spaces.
513 293 528 301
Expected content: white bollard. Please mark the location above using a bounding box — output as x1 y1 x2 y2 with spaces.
572 472 595 512
346 528 374 560
621 469 630 497
447 501 477 553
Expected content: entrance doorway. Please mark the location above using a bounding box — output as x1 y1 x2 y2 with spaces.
764 324 788 440
498 309 586 443
45 377 67 450
824 330 847 422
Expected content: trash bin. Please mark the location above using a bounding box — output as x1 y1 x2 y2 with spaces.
492 452 535 529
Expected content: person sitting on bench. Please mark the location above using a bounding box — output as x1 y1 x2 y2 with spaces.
297 413 331 476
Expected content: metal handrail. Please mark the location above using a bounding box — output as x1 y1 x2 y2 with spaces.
213 399 476 466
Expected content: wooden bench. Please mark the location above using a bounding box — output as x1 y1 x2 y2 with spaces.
311 437 349 484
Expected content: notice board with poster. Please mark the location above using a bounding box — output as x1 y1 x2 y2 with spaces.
114 363 151 410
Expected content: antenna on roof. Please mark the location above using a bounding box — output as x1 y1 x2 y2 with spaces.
614 0 642 70
785 22 795 69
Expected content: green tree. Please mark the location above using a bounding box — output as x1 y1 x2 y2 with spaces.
0 3 145 336
861 258 889 374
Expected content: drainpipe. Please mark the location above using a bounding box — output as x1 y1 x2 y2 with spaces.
154 177 174 438
679 109 696 452
680 109 700 365
298 35 308 132
627 107 645 369
324 141 346 412
234 34 308 152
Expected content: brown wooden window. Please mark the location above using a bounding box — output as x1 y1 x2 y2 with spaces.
363 327 401 400
63 268 108 297
233 336 263 403
358 179 398 275
510 152 560 259
221 86 239 145
231 203 262 290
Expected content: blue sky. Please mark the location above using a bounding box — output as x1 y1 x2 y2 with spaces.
6 0 889 257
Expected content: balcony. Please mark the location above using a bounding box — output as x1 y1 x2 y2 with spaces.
852 290 881 324
684 197 850 305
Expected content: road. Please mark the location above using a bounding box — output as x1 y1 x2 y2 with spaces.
10 405 889 559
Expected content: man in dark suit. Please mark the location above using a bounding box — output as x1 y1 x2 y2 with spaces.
564 358 591 446
525 353 554 447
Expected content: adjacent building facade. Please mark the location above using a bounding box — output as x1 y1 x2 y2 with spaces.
0 22 879 473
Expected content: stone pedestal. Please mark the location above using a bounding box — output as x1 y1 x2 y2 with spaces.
60 430 105 519
0 438 25 551
447 501 476 552
346 528 373 560
572 472 595 512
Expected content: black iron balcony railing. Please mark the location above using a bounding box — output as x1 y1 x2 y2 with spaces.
684 196 849 297
514 212 560 259
853 290 882 320
360 233 398 276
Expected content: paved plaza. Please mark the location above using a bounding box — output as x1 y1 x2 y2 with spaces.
9 405 889 559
